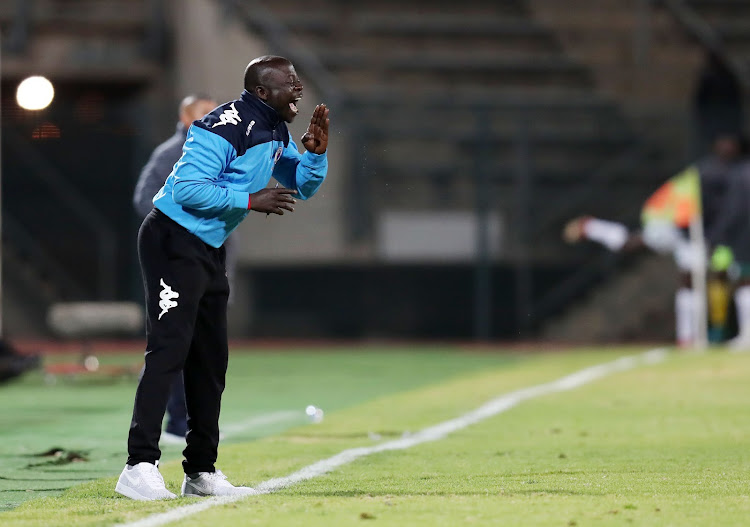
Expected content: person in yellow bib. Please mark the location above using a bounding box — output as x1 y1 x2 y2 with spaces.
563 133 745 346
706 160 750 350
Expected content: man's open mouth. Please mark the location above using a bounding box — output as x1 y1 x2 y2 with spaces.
289 98 301 115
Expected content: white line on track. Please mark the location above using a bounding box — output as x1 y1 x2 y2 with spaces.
118 348 668 527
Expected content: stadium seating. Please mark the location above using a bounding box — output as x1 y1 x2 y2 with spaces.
242 0 744 341
0 0 162 80
2 0 745 340
249 0 659 253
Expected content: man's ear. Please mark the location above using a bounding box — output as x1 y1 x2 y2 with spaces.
255 86 268 101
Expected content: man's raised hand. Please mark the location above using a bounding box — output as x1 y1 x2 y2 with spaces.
250 187 297 215
301 104 329 154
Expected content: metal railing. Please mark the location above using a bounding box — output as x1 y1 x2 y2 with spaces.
531 143 653 241
348 100 664 337
2 214 88 301
5 129 118 300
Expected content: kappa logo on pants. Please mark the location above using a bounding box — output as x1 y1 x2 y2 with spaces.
158 278 180 320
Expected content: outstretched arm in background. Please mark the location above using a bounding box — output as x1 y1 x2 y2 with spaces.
563 216 641 252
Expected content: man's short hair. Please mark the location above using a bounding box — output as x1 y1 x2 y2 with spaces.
243 56 293 91
179 93 213 117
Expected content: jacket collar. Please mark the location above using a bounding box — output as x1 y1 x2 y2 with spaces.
240 89 282 128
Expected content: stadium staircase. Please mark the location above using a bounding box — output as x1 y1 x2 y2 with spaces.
542 253 677 342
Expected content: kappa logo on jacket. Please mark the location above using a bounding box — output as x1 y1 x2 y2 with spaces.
212 103 242 128
158 278 179 320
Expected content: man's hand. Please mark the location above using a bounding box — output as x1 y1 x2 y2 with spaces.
250 187 297 215
301 104 329 154
562 216 589 244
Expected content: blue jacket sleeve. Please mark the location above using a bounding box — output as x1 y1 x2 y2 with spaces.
171 126 251 211
272 134 328 200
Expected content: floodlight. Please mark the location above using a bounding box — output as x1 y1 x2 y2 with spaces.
16 76 55 110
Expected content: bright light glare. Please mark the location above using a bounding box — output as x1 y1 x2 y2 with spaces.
16 76 55 110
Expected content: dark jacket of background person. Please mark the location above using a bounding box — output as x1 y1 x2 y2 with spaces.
688 134 745 245
707 160 750 263
698 153 741 242
133 123 189 218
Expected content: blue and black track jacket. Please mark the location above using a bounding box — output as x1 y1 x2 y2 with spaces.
153 90 328 248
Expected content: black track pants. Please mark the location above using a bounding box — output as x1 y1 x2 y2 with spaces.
127 209 229 474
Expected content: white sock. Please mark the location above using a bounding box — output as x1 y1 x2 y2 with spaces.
675 288 695 345
734 286 750 339
582 218 629 252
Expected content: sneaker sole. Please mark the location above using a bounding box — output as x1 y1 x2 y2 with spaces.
115 481 176 501
181 482 255 498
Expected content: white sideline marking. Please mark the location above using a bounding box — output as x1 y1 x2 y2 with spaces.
221 410 302 438
118 348 668 527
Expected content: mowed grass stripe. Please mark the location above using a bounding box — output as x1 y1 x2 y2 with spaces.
0 348 519 513
115 349 667 527
197 349 750 527
11 347 728 526
0 348 656 526
0 347 616 526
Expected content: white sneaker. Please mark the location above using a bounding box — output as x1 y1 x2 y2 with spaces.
115 462 177 501
181 469 255 497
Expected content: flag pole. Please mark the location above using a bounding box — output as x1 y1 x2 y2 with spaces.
0 26 5 339
689 213 708 350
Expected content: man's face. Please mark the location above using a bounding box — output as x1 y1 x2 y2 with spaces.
258 64 303 123
713 135 741 162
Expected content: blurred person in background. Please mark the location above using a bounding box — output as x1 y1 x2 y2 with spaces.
132 94 218 445
705 158 750 350
563 133 745 347
116 55 330 501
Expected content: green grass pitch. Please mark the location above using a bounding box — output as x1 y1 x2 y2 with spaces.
1 345 749 526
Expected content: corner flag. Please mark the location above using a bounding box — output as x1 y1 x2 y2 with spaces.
641 165 702 228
